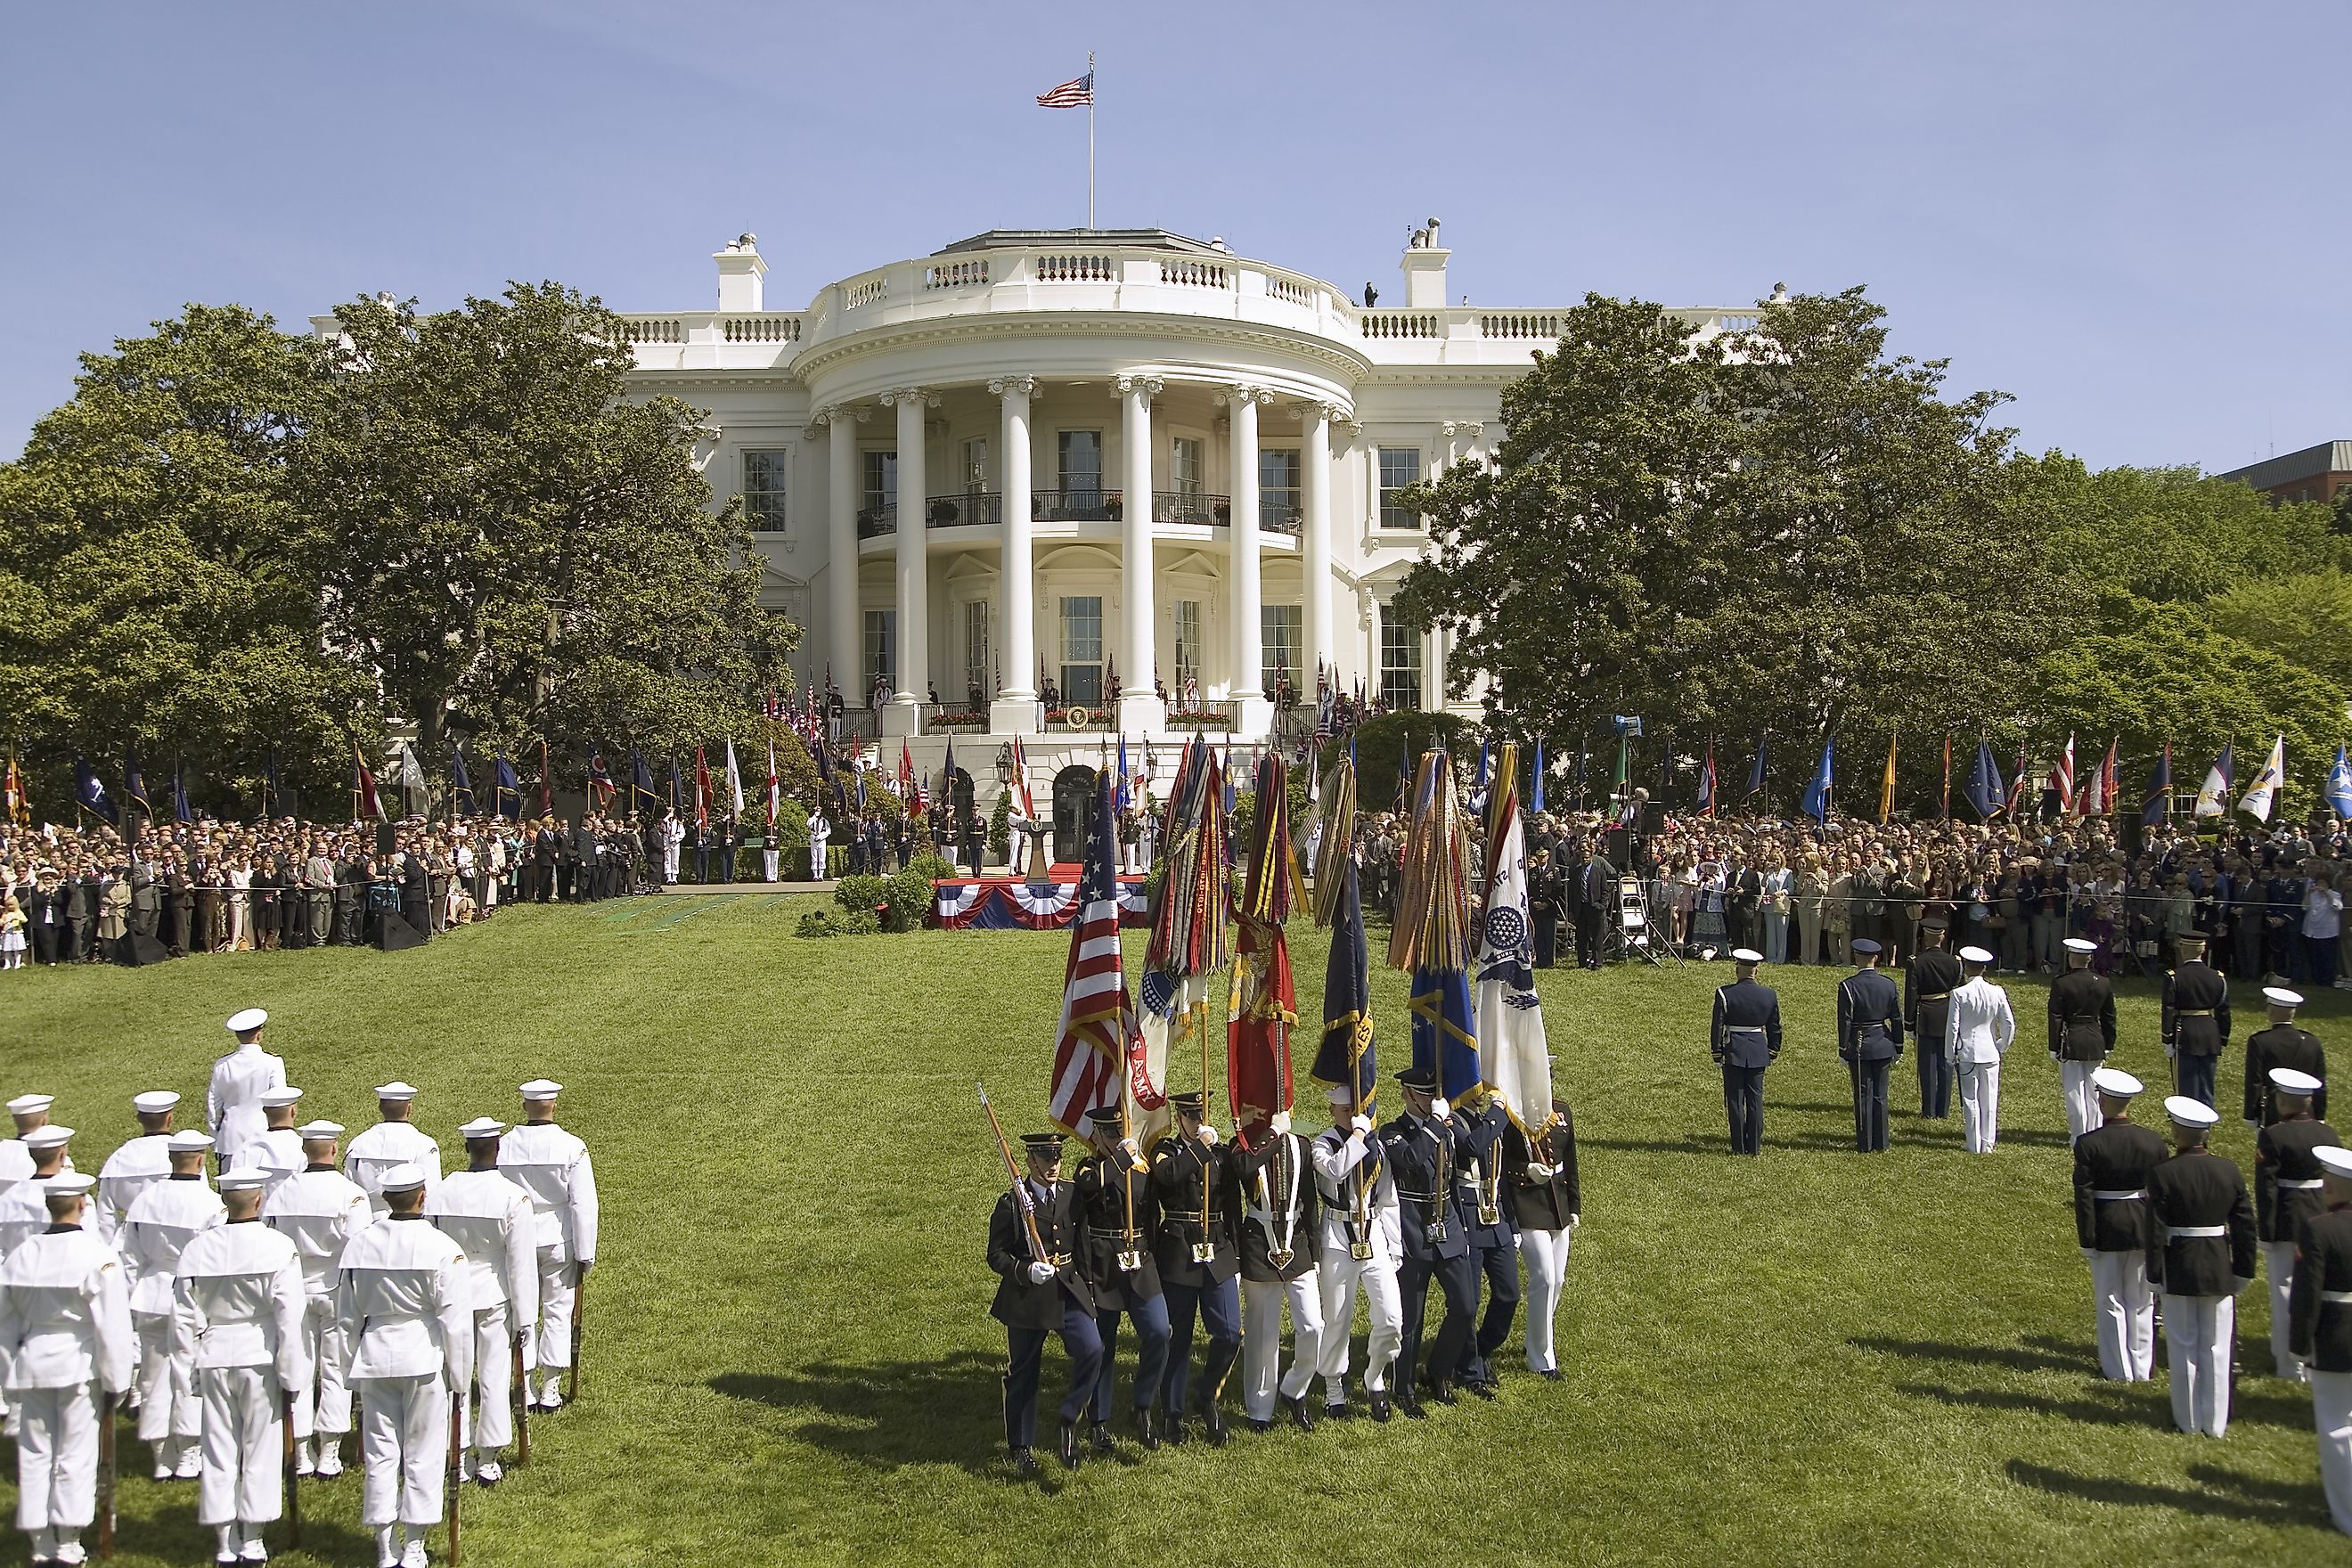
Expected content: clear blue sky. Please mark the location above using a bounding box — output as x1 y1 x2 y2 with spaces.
3 0 2341 471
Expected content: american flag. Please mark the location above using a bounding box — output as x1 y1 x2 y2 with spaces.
2047 733 2077 814
1048 770 1139 1134
1036 69 1093 108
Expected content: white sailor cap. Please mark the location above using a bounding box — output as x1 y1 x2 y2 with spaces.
7 1094 54 1116
518 1080 562 1099
257 1088 304 1108
132 1091 181 1115
373 1082 421 1101
23 1125 73 1150
1325 1084 1355 1108
1730 948 1764 964
457 1117 506 1140
225 1008 268 1034
2316 1146 2352 1180
2062 937 2099 954
216 1171 268 1193
167 1131 215 1153
2269 1067 2324 1097
2089 1067 2143 1098
2262 985 2305 1009
295 1120 345 1140
2164 1095 2220 1130
1957 945 1995 964
377 1162 428 1194
43 1172 95 1198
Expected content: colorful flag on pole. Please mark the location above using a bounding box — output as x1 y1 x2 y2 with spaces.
535 739 553 818
2082 738 2119 817
1139 736 1228 1149
1531 739 1547 813
694 747 711 829
2048 734 2077 815
1877 733 1897 823
1744 737 1768 801
2004 743 2030 817
1048 769 1143 1135
73 756 118 824
1035 68 1094 106
2141 742 2173 825
586 748 616 809
1010 734 1037 819
1393 749 1479 1101
1964 741 2004 819
3 755 27 826
1801 736 1833 824
629 747 655 816
725 738 745 816
453 742 476 816
352 743 385 822
1229 751 1303 1147
1940 733 1953 819
2193 742 2234 820
2327 744 2352 821
172 755 192 824
1695 743 1717 819
2239 735 2284 822
766 738 780 829
1309 853 1378 1110
125 748 151 821
1475 744 1550 1130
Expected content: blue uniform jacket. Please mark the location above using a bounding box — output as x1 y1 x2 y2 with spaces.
1837 968 1905 1063
1711 977 1782 1069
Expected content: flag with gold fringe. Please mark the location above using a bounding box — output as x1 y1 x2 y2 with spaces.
1139 735 1229 1150
1475 743 1551 1132
1228 751 1305 1146
1392 748 1478 1100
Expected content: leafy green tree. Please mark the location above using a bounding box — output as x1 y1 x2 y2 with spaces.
291 283 797 763
2020 457 2348 605
0 305 372 806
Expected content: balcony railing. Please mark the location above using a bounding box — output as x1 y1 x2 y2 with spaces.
1261 499 1302 536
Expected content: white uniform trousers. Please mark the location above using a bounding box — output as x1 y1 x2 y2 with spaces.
1519 1226 1573 1373
1239 1274 1324 1420
1314 1247 1401 1400
2162 1293 2235 1437
531 1248 578 1372
1956 1060 2001 1154
2263 1241 2306 1381
2058 1059 2100 1141
12 1384 99 1531
2087 1248 2156 1381
457 1302 515 1452
2313 1368 2352 1536
132 1311 199 1444
356 1373 448 1529
197 1367 283 1527
290 1293 353 1440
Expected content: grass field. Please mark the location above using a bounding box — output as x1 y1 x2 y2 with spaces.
4 894 2346 1566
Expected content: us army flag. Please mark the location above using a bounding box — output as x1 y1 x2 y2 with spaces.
1475 745 1550 1130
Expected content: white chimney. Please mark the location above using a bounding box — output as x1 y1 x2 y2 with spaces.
715 234 766 312
1400 216 1449 309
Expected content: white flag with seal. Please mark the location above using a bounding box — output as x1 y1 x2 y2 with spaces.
2239 735 2285 822
1474 745 1551 1131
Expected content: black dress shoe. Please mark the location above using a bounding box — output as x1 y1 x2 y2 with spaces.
1368 1394 1392 1423
1058 1420 1081 1470
1542 1368 1564 1382
1011 1447 1040 1476
1088 1421 1115 1454
1137 1409 1159 1451
1430 1381 1458 1407
1283 1395 1316 1433
1204 1405 1229 1448
1397 1391 1426 1420
1466 1378 1497 1401
1246 1417 1273 1433
1164 1413 1189 1446
1323 1401 1352 1422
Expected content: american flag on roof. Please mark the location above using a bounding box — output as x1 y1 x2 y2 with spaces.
1048 769 1142 1134
1036 69 1093 107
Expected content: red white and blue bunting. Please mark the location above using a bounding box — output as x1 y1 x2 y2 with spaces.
934 876 1152 930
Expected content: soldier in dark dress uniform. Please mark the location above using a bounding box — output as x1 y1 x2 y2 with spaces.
2146 1094 2258 1437
1837 939 1904 1153
1147 1092 1241 1446
1380 1067 1475 1416
2162 933 2232 1109
2255 1069 2340 1381
986 1131 1102 1474
1072 1106 1169 1450
1449 1089 1518 1397
2244 985 2328 1127
2288 1144 2352 1534
1711 948 1781 1156
2048 936 2119 1141
2072 1068 2167 1381
1905 919 1963 1120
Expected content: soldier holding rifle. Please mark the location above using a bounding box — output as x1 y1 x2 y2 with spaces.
1073 1105 1171 1452
1147 1092 1240 1447
980 1090 1101 1475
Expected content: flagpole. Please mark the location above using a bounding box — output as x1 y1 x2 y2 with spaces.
1086 51 1096 231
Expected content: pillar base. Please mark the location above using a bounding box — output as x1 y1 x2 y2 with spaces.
1115 692 1167 738
1228 694 1274 741
991 696 1042 736
879 700 922 738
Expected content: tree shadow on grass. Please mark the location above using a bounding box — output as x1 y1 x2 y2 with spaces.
2007 1458 2331 1528
1575 1135 1737 1156
1851 1335 2095 1376
1898 1380 2157 1427
711 1351 1131 1489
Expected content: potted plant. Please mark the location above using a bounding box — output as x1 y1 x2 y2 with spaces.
930 498 959 526
1213 500 1231 525
1105 490 1123 521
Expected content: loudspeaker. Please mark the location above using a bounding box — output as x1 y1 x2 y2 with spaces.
1605 827 1632 865
114 933 172 967
376 822 398 858
373 912 426 952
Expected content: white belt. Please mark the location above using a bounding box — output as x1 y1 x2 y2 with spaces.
2276 1179 2324 1191
1724 1025 1766 1033
2324 1290 2352 1304
2091 1188 2145 1201
2167 1225 2226 1238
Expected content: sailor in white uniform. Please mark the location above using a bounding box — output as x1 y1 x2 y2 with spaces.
263 1120 373 1479
122 1130 223 1479
500 1081 596 1411
343 1086 442 1217
207 1009 286 1172
426 1118 538 1485
95 1092 182 1247
226 1089 307 1204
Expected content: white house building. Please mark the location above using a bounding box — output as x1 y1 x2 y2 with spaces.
616 225 1757 783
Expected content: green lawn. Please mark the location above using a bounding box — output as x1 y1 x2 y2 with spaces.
4 897 2345 1565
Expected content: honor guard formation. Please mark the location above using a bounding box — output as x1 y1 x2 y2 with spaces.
0 1009 598 1567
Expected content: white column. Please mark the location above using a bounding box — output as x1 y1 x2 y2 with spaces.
1301 401 1336 701
822 405 863 703
1115 374 1165 734
990 376 1039 735
880 387 935 736
1223 385 1270 737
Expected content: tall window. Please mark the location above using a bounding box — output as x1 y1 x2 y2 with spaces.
1172 600 1203 686
961 436 991 494
741 450 787 532
1059 595 1104 706
962 601 990 703
1262 604 1302 698
1172 437 1204 502
863 609 896 698
1378 447 1423 529
1058 430 1102 508
862 450 897 520
1379 608 1423 712
1260 447 1301 530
